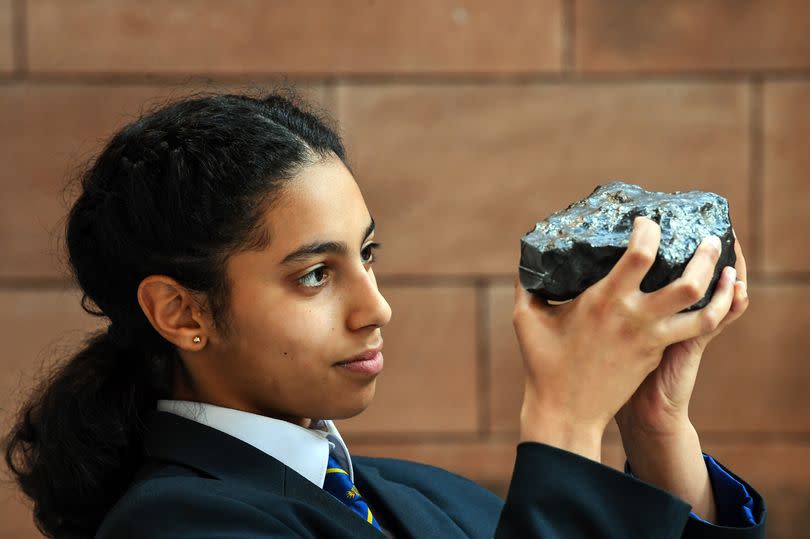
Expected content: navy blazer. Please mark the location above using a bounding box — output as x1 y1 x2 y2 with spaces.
96 411 766 538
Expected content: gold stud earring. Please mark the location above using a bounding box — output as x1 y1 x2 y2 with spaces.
192 336 201 344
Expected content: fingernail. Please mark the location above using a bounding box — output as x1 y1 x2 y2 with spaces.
741 279 748 298
726 266 737 283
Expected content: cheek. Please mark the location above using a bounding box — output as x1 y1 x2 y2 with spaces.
240 299 342 363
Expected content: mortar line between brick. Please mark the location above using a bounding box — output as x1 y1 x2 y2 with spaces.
340 430 810 444
11 0 27 76
0 279 75 289
332 77 350 143
484 431 810 444
475 280 491 439
376 274 810 286
321 78 338 119
4 272 810 290
748 78 764 276
562 0 575 72
7 71 810 87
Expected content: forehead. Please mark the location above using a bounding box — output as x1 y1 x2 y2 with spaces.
265 157 370 256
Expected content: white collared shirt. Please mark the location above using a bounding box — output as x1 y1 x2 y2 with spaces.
156 400 354 488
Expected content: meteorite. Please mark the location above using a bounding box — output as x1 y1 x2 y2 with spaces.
519 181 736 312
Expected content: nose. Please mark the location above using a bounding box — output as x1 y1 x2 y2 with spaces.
346 266 392 331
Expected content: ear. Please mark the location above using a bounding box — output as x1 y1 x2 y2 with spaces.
137 275 211 351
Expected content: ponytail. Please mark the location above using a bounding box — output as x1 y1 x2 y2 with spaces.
3 90 346 537
3 329 175 537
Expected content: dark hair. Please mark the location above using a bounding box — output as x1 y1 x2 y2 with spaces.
3 90 347 538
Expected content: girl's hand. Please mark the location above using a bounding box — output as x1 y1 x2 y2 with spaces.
512 217 734 461
615 228 749 439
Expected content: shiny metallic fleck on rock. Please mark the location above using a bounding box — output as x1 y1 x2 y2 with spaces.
519 181 736 312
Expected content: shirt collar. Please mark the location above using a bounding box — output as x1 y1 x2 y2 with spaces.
156 400 354 488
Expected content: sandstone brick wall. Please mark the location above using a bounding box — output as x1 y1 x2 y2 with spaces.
2 2 809 537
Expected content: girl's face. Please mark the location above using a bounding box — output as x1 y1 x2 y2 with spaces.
184 155 392 426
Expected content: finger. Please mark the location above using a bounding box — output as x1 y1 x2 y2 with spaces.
722 279 750 324
599 216 661 297
513 274 554 318
645 235 723 316
707 279 750 338
732 227 748 285
513 275 559 341
658 265 737 343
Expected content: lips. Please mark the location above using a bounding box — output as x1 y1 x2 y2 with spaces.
338 347 383 365
335 346 384 375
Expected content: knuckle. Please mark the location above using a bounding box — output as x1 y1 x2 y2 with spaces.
614 296 638 318
679 278 705 302
646 324 667 348
627 246 655 268
733 295 750 314
702 243 722 260
700 309 722 333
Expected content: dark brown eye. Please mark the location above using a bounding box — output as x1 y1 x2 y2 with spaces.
362 242 381 264
298 266 329 288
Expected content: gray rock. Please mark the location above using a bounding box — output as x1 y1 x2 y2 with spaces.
519 181 736 312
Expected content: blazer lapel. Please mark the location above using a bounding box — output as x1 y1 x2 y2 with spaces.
353 461 469 539
141 411 385 539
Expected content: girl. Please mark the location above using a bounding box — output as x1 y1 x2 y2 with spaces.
4 92 764 538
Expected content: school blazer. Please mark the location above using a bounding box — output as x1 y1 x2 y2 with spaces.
96 411 766 538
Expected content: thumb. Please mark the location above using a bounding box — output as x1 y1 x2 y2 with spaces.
514 274 555 321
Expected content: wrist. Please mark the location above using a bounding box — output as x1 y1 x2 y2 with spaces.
621 421 717 523
620 418 698 467
519 424 603 463
519 395 604 463
617 411 694 443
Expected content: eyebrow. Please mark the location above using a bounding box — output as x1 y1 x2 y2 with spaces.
280 217 376 266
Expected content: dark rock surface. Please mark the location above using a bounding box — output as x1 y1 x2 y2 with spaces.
519 181 736 311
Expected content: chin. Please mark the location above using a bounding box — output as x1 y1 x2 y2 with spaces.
330 383 377 420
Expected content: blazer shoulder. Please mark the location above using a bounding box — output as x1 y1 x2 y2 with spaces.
97 476 306 539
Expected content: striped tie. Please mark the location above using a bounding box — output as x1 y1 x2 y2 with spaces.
323 455 381 530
